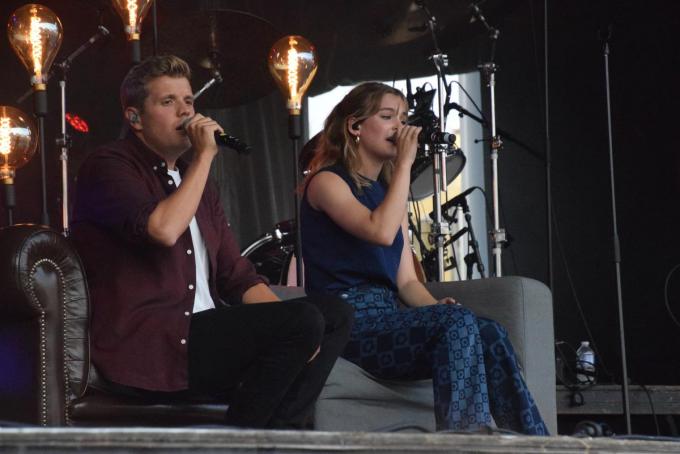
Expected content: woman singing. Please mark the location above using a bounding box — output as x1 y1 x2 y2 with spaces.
300 82 547 434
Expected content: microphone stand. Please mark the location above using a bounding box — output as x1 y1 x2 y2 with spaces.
55 64 70 235
459 197 486 279
471 1 505 277
51 26 110 236
193 68 223 100
445 101 543 162
440 196 486 279
602 30 632 435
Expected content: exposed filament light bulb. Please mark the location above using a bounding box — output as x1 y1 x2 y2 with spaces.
7 3 63 92
112 0 152 41
287 38 299 101
0 106 38 183
268 35 318 115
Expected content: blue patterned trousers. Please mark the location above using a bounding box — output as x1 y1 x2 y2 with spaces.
336 286 548 435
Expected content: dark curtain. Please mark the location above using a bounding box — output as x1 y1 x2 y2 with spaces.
206 92 298 247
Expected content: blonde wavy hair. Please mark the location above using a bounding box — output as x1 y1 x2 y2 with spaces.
304 82 406 190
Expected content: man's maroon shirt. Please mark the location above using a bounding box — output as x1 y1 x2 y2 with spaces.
71 133 266 391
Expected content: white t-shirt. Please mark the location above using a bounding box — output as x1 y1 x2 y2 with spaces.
166 168 215 313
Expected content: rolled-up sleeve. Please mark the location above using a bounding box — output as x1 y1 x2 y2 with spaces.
75 147 160 245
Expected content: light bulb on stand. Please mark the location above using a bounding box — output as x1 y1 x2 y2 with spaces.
8 4 61 226
267 35 318 287
0 106 38 226
112 0 153 64
268 35 318 118
8 3 63 115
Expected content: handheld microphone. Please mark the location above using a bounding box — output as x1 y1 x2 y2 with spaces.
214 131 252 154
419 130 456 145
178 117 252 154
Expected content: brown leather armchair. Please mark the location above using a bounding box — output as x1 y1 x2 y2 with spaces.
0 224 227 426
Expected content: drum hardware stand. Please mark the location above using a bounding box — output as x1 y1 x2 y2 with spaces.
408 213 446 282
193 67 223 100
416 0 453 282
408 213 430 264
193 50 225 100
470 1 505 277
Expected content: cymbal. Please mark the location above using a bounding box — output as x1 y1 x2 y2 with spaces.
141 8 282 108
337 0 471 47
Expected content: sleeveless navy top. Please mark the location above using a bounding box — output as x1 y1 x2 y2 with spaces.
301 164 404 294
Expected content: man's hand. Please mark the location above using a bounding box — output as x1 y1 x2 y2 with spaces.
184 113 223 160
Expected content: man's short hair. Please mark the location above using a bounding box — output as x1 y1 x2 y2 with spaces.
120 55 192 112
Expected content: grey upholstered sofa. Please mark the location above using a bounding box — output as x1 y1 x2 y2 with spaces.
0 225 556 434
273 276 558 433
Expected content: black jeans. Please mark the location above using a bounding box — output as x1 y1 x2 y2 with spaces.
187 294 353 429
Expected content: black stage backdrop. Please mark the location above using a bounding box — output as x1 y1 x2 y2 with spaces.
1 0 679 386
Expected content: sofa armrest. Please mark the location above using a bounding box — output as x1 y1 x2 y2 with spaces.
425 277 557 433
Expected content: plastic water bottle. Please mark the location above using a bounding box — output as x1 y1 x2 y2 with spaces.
576 341 596 385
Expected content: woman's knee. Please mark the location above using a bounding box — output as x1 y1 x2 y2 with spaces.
477 317 509 341
427 303 478 327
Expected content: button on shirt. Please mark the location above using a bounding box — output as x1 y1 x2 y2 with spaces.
166 168 215 314
71 132 266 392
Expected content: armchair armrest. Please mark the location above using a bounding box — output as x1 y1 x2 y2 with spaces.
0 224 90 426
425 277 557 433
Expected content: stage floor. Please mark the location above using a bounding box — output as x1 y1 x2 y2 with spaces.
0 428 679 453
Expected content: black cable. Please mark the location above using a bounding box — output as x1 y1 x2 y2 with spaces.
449 80 485 119
638 382 661 436
664 264 680 329
552 203 614 382
554 341 579 387
497 188 519 275
556 340 597 390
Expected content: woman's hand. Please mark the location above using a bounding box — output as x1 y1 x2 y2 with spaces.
437 296 461 305
394 125 421 169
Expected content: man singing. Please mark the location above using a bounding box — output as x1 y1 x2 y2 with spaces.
71 55 352 429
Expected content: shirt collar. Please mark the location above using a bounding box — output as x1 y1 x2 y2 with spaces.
126 131 189 175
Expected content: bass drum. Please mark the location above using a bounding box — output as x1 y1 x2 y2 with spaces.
242 219 428 285
241 220 295 285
